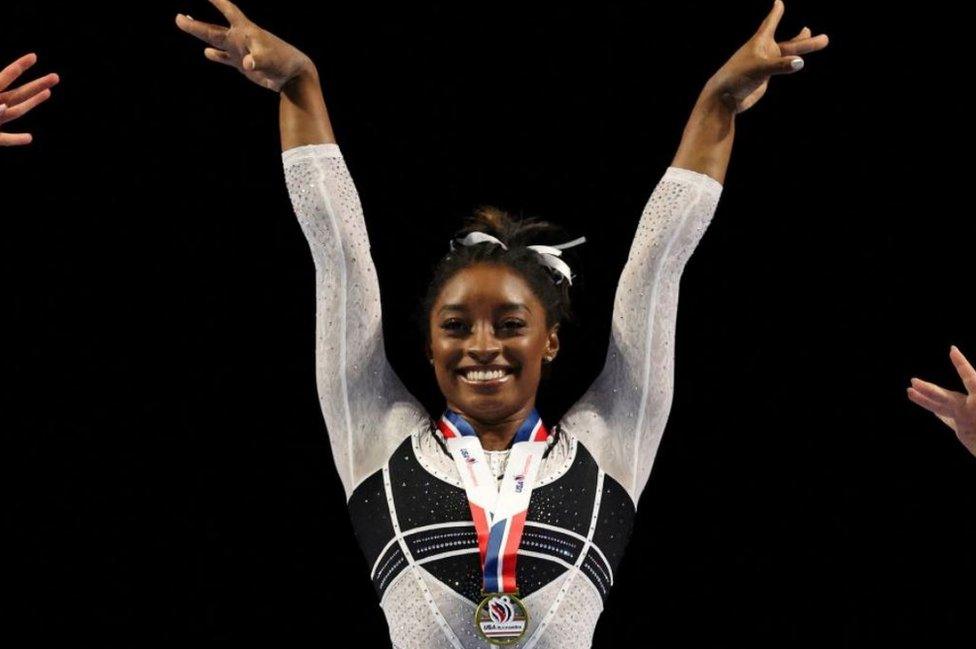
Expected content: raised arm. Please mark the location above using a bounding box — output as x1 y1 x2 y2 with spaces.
176 1 429 500
560 0 828 502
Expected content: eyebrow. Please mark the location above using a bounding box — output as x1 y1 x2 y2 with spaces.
438 302 531 314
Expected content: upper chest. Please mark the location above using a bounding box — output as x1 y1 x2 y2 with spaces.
347 431 637 605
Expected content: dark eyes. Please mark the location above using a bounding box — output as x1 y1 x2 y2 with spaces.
440 319 526 333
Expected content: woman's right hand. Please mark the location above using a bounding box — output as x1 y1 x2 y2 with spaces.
176 0 313 92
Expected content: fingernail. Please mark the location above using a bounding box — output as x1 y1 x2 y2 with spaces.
186 14 194 21
791 58 805 71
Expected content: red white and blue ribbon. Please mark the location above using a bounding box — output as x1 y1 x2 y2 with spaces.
437 407 549 593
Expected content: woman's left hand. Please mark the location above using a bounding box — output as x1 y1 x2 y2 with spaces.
705 0 829 115
175 0 312 93
0 53 60 146
908 346 976 458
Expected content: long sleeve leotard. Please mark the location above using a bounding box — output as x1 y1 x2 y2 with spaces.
283 143 722 648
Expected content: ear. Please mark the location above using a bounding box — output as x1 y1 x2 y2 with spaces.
544 324 560 362
424 339 433 365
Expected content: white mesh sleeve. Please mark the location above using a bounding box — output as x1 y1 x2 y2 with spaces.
282 143 430 501
559 166 723 503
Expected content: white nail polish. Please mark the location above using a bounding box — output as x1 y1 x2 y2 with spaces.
791 58 804 71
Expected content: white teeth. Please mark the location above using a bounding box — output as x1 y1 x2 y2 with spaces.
461 369 508 381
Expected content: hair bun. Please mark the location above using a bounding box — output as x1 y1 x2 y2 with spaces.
458 205 569 250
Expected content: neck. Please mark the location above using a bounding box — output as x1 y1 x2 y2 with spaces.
449 403 536 451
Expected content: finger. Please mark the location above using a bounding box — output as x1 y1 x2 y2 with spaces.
907 387 956 418
0 131 33 146
757 0 786 39
779 33 830 56
0 52 38 91
0 88 51 123
909 377 962 406
0 73 60 106
209 0 247 24
204 48 237 67
761 55 805 76
950 345 976 394
789 26 811 41
175 14 230 49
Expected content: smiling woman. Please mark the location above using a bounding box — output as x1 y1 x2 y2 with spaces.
430 260 556 449
175 0 827 646
422 208 581 452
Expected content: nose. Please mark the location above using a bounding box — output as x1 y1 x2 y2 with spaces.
466 321 502 363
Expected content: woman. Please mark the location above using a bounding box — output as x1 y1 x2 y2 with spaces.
0 52 59 146
177 1 827 646
908 346 976 458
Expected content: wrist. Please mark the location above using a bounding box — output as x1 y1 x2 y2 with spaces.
670 82 736 184
281 56 318 95
694 80 738 122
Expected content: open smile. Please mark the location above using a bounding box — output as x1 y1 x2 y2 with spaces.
456 366 516 387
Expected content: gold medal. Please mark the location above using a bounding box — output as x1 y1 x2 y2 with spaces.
474 592 529 645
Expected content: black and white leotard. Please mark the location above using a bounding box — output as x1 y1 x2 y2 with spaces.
282 143 722 648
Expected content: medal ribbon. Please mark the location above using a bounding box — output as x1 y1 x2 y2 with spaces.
437 407 549 593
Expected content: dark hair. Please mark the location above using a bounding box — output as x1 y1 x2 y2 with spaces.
417 205 580 350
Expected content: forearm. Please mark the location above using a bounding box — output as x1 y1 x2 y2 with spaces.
670 83 736 186
279 61 336 151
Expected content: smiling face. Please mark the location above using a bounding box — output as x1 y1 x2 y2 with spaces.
427 263 559 425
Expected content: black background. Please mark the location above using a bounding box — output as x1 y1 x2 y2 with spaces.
7 1 975 647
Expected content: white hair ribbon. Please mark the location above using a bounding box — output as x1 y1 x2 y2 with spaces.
450 231 509 252
449 232 586 286
527 236 586 286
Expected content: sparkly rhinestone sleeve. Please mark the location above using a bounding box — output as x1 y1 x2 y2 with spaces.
559 166 723 503
282 144 431 501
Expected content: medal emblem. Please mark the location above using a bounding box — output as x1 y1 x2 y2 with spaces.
475 592 529 645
